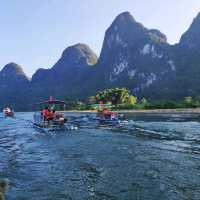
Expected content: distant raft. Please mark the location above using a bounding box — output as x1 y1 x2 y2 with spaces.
3 107 14 118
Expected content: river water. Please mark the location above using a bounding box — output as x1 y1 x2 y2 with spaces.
0 112 200 200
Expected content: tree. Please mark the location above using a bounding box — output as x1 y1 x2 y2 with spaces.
128 95 137 105
184 96 193 104
88 96 96 104
91 88 137 105
141 98 148 105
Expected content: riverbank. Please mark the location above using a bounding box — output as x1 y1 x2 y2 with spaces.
64 108 200 114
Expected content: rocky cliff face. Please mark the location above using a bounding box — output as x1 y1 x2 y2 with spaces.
170 12 200 98
0 63 29 83
30 43 98 101
92 12 176 99
1 11 200 110
180 13 200 49
0 63 30 110
88 11 200 100
32 43 97 82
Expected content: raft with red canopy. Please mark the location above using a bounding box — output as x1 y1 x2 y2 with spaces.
33 96 77 132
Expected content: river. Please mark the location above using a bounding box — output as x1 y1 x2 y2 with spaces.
0 112 200 200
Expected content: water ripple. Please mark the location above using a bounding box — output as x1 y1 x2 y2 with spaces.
0 112 200 200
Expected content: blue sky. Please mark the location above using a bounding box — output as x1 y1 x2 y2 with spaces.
1 0 200 77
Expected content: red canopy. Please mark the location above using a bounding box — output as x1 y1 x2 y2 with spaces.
36 96 67 105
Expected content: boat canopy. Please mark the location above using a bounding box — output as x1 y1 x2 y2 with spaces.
36 96 67 105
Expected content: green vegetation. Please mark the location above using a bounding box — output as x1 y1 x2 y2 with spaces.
64 97 90 110
142 96 200 110
89 87 137 105
64 88 200 111
113 96 200 110
64 88 137 110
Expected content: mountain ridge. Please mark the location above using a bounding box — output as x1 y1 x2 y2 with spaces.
1 11 200 110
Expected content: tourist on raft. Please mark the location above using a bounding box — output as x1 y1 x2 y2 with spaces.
100 108 117 120
42 107 50 120
41 108 66 124
48 110 56 120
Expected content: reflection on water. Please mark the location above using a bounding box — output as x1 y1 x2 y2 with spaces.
0 112 200 200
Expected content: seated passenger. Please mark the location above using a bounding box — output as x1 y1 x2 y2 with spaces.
55 112 66 124
42 107 50 120
48 110 56 121
55 112 63 119
103 108 112 119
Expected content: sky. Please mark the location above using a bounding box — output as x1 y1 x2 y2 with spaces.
1 0 200 77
